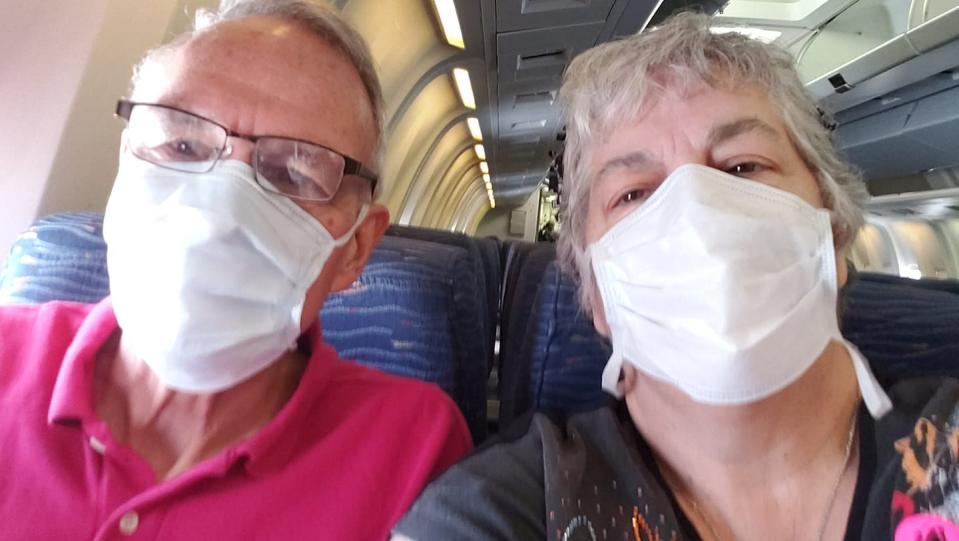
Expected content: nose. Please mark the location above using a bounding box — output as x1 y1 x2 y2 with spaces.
221 137 256 165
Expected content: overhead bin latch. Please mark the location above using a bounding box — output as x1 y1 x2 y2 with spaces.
828 73 854 94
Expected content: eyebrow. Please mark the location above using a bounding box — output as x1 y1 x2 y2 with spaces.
706 117 781 148
593 117 783 183
595 150 659 184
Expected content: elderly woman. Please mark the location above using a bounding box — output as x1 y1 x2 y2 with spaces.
0 2 470 539
393 12 959 541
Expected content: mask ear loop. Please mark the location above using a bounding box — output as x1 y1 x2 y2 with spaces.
288 203 371 350
602 349 627 398
331 204 370 248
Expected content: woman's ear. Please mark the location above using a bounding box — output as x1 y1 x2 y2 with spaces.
329 203 390 293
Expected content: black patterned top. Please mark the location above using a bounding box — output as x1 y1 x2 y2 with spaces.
395 378 959 540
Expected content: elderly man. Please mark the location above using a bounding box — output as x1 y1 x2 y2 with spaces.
394 12 959 541
0 2 471 539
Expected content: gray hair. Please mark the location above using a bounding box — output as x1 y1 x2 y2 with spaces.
131 0 385 182
557 11 868 314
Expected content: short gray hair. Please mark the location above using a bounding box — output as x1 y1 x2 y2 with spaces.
131 0 385 178
557 11 868 314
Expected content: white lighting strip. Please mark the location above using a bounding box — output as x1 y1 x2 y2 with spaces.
479 161 489 174
432 0 465 49
467 117 483 141
474 143 486 161
453 68 476 110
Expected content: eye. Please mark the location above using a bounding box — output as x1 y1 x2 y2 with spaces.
613 188 650 208
725 162 765 176
160 138 210 160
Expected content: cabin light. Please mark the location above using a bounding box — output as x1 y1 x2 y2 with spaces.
467 117 483 141
710 26 782 44
479 161 489 174
488 193 496 209
453 68 476 110
474 143 486 161
483 173 491 185
432 0 465 49
902 264 923 280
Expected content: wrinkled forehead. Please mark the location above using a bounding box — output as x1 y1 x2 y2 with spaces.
130 16 377 165
588 68 746 146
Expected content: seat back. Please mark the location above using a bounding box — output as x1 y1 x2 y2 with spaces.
386 225 497 373
497 242 557 423
321 235 488 440
0 212 109 304
1 213 488 442
844 273 959 386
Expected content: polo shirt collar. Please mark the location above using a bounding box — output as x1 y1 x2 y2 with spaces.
48 300 336 477
48 298 118 426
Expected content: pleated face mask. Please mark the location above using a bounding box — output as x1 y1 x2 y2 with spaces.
104 154 368 393
590 164 891 416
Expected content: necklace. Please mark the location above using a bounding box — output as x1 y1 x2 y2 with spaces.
682 408 859 541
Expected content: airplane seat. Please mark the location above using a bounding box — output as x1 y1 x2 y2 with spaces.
386 225 497 374
475 236 502 314
496 252 959 427
497 241 539 341
0 212 109 304
843 273 959 386
496 242 557 424
0 213 489 443
320 234 488 442
498 259 611 428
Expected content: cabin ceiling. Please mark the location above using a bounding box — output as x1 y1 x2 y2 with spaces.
460 0 670 207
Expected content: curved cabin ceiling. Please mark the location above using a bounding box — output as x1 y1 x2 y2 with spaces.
337 0 959 231
336 0 663 231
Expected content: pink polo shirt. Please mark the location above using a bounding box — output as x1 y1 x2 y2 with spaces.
0 299 472 540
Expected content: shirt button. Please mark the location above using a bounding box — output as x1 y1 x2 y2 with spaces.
119 511 139 536
89 436 106 455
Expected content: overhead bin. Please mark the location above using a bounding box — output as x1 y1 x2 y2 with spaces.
802 0 959 106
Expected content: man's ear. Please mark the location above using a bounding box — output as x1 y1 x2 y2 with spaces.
329 202 390 292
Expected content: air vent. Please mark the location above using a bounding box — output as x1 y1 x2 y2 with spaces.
514 90 556 107
510 119 548 131
521 0 592 15
828 73 853 94
517 49 566 71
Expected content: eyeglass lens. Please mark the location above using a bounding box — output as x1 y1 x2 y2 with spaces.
125 104 347 202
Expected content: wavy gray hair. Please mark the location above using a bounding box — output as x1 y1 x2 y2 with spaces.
131 0 385 179
557 11 868 315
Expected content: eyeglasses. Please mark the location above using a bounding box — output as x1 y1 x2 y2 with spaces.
115 100 378 202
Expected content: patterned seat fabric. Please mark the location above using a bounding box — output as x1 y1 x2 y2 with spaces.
497 242 557 424
386 225 498 373
0 212 109 304
1 213 488 442
321 235 488 441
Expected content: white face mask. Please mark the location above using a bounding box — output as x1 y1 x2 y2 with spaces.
103 154 368 393
590 164 891 417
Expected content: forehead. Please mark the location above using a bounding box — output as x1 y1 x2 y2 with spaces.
600 81 789 157
133 16 376 162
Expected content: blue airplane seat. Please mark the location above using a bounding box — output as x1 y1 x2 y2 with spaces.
321 234 488 441
497 242 557 424
0 212 109 304
386 225 497 373
843 272 959 386
1 213 489 442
